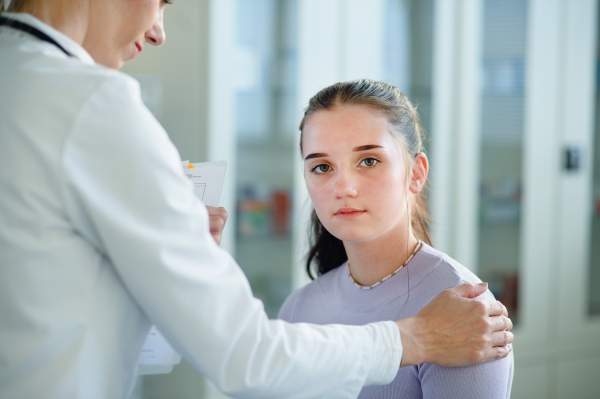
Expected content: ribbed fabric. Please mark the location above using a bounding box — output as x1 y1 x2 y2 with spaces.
279 243 513 399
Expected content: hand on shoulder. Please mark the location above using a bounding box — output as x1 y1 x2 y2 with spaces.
396 282 513 367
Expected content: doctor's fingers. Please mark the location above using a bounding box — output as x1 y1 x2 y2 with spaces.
211 231 222 246
488 314 513 333
475 330 513 364
489 329 514 347
484 300 509 318
206 206 228 227
206 206 228 245
484 344 512 362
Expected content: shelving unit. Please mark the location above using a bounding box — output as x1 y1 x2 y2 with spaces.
429 0 600 397
232 0 298 318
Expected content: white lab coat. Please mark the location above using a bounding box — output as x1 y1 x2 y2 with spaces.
0 13 402 399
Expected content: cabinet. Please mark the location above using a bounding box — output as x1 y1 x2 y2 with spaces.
232 0 297 318
430 0 600 397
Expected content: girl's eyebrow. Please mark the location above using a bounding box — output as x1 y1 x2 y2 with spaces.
353 144 384 152
305 152 327 160
304 145 384 161
304 144 383 161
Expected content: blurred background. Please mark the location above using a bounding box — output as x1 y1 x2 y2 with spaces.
122 0 600 397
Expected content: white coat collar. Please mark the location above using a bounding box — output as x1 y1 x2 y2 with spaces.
1 12 95 65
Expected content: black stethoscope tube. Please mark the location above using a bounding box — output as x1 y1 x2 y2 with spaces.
0 16 73 57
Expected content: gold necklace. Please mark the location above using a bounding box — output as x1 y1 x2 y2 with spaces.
347 241 422 290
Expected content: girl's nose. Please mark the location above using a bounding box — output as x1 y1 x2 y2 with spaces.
333 170 358 199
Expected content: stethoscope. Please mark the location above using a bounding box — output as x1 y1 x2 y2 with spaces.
0 16 73 57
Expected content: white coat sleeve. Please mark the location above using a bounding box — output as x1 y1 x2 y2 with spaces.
60 74 402 398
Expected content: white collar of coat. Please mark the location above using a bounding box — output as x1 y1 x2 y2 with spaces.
1 12 95 65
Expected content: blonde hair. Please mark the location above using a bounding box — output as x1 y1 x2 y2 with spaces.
1 0 31 13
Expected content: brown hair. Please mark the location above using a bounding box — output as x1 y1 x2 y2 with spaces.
300 79 432 279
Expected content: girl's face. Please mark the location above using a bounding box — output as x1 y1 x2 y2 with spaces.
302 104 421 244
84 0 170 69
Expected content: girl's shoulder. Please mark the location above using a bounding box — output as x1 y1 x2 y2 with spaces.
278 243 495 322
277 264 346 322
418 243 482 282
410 243 494 301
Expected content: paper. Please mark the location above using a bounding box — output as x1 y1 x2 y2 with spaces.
137 160 227 375
137 327 181 375
183 160 227 207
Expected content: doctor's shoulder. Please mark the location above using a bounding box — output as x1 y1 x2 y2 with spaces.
8 42 143 116
1 49 148 143
47 61 142 110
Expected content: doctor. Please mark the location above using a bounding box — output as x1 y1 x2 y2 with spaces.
0 0 513 398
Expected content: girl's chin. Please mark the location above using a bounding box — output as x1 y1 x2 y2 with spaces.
329 230 378 244
329 221 401 244
324 218 393 243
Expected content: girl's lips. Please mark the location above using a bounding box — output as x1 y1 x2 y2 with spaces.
135 43 142 54
335 208 366 219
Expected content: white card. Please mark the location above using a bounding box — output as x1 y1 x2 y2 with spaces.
183 161 227 207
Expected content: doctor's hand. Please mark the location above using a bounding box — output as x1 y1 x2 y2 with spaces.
396 282 513 368
206 206 228 246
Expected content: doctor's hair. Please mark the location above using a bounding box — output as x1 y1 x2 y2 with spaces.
2 0 28 13
299 79 432 280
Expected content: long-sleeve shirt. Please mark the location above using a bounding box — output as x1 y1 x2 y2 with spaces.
0 12 402 399
279 243 514 399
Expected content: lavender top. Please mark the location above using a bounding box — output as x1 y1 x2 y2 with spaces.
278 243 513 399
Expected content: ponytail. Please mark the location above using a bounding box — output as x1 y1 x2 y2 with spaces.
411 185 432 247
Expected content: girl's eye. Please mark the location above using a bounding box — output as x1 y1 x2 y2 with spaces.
163 0 173 4
360 158 379 167
311 164 331 174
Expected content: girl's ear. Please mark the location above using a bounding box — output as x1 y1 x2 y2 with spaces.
409 153 429 195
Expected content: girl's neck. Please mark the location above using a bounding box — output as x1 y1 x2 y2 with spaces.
343 224 419 287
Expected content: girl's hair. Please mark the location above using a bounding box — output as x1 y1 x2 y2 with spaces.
300 79 432 279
